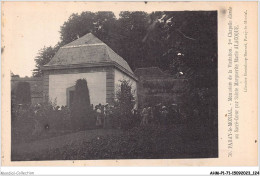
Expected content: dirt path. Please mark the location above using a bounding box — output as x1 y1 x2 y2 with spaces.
12 129 121 157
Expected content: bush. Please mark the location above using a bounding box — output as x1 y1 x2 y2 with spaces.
15 82 31 105
71 79 92 131
34 101 71 132
12 101 72 143
11 104 35 143
113 80 136 129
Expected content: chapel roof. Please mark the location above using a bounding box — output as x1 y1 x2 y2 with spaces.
44 33 135 78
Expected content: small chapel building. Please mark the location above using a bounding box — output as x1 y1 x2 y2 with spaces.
42 33 137 107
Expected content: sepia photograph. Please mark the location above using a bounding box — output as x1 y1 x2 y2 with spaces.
2 1 257 169
9 8 218 161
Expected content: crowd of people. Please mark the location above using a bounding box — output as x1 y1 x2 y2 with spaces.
93 102 181 128
27 102 182 129
139 103 181 126
94 103 113 128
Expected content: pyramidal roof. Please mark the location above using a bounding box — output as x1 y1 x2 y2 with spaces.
44 33 134 77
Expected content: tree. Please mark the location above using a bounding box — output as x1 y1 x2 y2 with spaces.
60 12 96 45
59 12 117 46
33 45 60 77
34 11 217 84
114 79 135 129
145 11 217 83
60 11 151 69
11 71 20 78
116 12 150 69
71 79 91 130
33 12 118 77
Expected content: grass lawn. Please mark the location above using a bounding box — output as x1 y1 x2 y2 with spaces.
11 128 123 161
12 122 218 161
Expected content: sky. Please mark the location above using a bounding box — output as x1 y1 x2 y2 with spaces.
2 2 121 77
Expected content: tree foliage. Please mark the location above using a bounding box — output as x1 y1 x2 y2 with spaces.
116 80 135 110
34 11 217 89
33 45 60 77
71 79 92 130
114 79 135 129
59 12 117 46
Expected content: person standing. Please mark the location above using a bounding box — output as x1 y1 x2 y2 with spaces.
140 107 148 126
95 105 102 128
104 103 112 128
